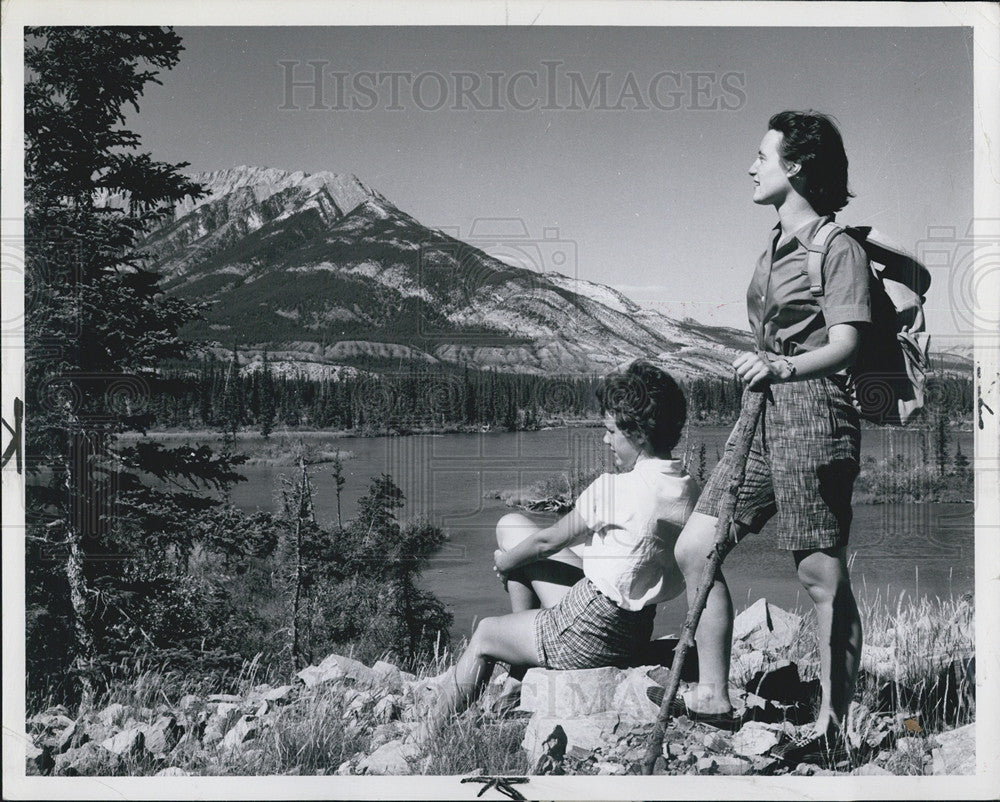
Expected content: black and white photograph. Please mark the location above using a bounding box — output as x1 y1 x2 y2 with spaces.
2 2 998 799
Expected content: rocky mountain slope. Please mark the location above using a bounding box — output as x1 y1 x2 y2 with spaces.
139 166 753 378
138 166 971 381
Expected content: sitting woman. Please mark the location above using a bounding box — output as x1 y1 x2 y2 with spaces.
420 360 699 734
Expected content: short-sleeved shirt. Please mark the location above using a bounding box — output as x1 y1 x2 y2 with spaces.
572 457 699 611
747 216 871 357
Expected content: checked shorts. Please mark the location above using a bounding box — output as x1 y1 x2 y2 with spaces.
693 376 861 551
533 578 655 670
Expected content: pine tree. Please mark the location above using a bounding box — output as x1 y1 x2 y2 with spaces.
24 27 245 702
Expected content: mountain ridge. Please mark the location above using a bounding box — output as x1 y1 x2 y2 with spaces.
138 166 970 380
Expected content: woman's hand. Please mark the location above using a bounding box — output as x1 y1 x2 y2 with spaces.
493 549 510 588
733 351 787 390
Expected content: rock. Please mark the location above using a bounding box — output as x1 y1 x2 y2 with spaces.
344 690 376 718
297 653 378 689
28 743 55 775
852 762 892 776
519 666 622 717
695 756 718 774
612 666 662 722
713 755 752 775
667 741 686 759
847 702 893 753
702 731 731 752
154 766 190 777
263 685 294 704
179 694 203 714
356 738 418 775
733 599 801 653
749 754 781 774
221 716 259 751
335 759 354 776
29 711 75 734
732 722 782 757
140 715 183 756
746 660 802 705
521 712 619 764
97 703 127 727
373 694 401 724
372 661 404 691
56 719 88 753
595 761 626 775
53 742 104 776
931 723 975 775
209 702 242 735
100 727 145 757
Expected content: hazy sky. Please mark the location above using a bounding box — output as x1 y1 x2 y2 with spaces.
126 26 974 345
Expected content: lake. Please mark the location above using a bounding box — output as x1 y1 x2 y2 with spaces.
213 425 975 642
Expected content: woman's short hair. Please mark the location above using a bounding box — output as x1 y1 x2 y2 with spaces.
596 360 686 457
768 110 853 216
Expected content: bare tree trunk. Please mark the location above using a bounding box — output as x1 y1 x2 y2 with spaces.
64 436 94 706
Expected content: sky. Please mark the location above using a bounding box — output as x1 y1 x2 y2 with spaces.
125 26 974 346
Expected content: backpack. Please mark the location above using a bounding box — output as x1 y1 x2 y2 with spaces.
808 222 931 426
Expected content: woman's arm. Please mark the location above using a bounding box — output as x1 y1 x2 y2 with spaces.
733 323 861 389
493 508 590 576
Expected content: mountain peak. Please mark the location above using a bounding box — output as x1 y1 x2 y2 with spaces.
177 166 382 219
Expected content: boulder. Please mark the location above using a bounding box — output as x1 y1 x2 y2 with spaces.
372 661 405 691
519 666 622 717
521 712 619 764
209 702 242 735
595 761 627 775
97 703 127 727
53 741 104 776
140 715 183 756
372 694 401 724
931 723 975 775
263 685 294 704
713 754 753 775
179 694 203 714
297 653 378 689
732 722 781 757
220 716 259 751
356 738 418 775
100 727 145 757
612 667 662 722
733 599 801 653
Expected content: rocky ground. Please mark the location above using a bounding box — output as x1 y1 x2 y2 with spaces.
24 600 976 778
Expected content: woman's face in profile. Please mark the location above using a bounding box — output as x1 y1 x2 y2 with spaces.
603 412 644 472
749 129 795 206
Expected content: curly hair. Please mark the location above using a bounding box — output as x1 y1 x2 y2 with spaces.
596 360 686 458
768 110 854 216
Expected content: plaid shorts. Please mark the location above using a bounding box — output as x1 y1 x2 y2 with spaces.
534 578 655 670
693 377 860 551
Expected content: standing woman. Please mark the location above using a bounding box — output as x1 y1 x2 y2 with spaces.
673 111 869 763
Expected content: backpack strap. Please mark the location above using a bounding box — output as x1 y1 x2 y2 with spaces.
806 220 844 297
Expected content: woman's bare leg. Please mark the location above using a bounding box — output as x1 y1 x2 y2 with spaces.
496 512 583 610
418 610 542 739
794 546 862 736
673 511 735 714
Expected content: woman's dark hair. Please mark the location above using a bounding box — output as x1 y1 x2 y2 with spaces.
768 110 853 216
596 360 686 458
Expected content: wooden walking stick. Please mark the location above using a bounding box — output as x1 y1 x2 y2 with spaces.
642 389 766 774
